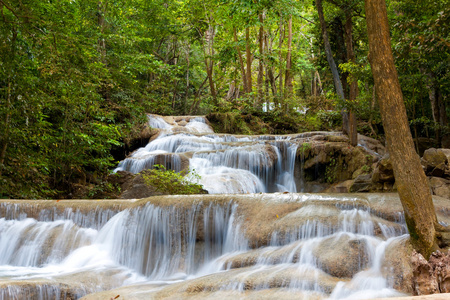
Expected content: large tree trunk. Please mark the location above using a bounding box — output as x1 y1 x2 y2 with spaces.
365 0 447 258
315 0 349 136
245 27 253 94
233 28 248 93
344 13 358 146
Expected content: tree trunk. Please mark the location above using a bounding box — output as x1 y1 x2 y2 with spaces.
365 0 446 258
203 26 216 101
344 13 358 146
264 27 277 97
257 13 264 108
245 27 253 94
97 1 107 64
278 14 284 104
284 15 293 103
315 0 349 135
233 28 248 93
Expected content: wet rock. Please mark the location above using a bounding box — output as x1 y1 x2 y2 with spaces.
382 236 414 294
313 234 370 278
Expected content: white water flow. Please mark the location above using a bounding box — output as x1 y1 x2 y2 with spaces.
114 115 301 193
0 197 409 299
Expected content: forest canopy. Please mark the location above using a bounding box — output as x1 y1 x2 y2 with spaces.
0 0 448 199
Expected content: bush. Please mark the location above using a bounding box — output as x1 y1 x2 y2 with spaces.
142 165 205 195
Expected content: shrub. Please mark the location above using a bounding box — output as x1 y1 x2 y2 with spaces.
142 165 205 195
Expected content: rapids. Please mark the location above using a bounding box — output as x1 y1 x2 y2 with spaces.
2 116 449 299
2 193 449 299
114 115 339 193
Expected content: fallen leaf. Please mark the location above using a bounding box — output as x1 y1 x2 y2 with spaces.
56 200 61 202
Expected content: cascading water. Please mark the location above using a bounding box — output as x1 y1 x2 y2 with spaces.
0 194 415 300
114 115 302 193
1 116 425 299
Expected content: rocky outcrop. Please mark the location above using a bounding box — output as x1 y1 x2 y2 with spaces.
422 148 449 178
313 234 370 278
324 146 450 200
295 133 381 192
411 250 450 295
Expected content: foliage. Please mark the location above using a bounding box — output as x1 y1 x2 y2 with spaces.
142 165 205 195
0 0 447 199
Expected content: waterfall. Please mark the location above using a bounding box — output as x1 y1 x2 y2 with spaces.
0 195 411 299
114 115 301 194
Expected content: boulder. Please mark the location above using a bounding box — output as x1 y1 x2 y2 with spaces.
411 250 450 295
422 148 449 177
382 237 414 294
350 174 372 192
429 177 450 200
372 155 395 183
312 234 370 278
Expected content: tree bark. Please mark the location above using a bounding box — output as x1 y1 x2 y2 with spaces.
233 28 248 93
344 13 358 146
284 15 293 103
315 0 349 135
257 13 264 107
278 14 284 103
365 0 445 258
203 25 216 101
245 27 252 94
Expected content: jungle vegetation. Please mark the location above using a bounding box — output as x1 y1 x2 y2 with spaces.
0 0 448 199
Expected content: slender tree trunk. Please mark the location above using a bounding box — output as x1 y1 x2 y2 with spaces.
97 1 107 64
365 0 447 258
284 15 293 107
184 43 190 114
316 0 349 135
257 13 264 108
344 13 358 146
264 27 277 97
278 15 284 104
203 26 216 101
233 28 248 93
245 27 253 94
425 72 448 147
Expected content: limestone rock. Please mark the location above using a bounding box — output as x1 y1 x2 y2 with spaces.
429 251 450 293
325 180 354 193
350 174 372 192
422 148 449 177
312 234 369 278
372 155 395 183
429 177 450 200
382 237 414 294
411 251 439 295
411 250 450 295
